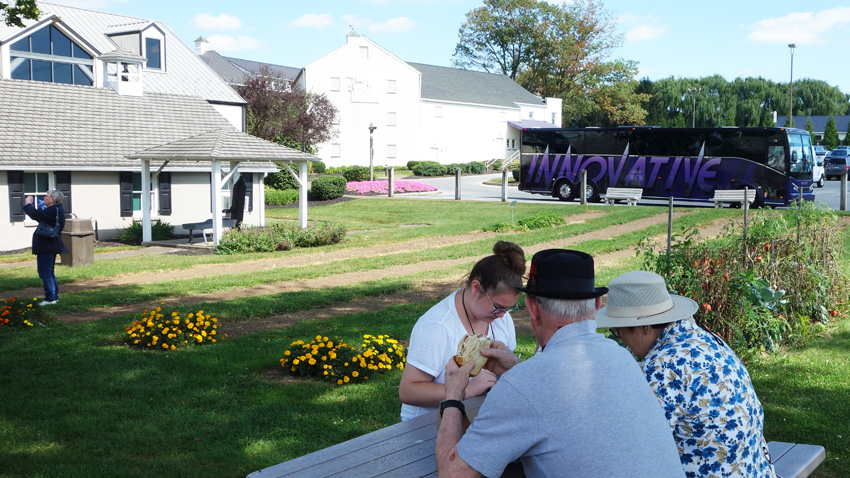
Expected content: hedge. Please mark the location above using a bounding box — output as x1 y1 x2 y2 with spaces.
310 175 347 200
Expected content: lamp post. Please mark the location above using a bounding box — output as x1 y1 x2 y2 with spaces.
686 87 700 127
788 43 796 128
368 123 377 181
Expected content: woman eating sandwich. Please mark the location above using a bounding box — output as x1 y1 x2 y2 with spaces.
398 241 526 421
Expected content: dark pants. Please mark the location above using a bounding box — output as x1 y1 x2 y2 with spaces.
36 252 59 301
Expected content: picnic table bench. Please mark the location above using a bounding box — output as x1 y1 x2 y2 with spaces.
600 187 642 206
768 441 825 478
711 188 757 208
181 218 236 244
246 395 523 478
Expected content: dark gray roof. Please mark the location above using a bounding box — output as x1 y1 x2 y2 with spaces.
128 129 317 162
199 50 251 86
508 120 561 130
0 78 275 171
223 57 302 81
408 63 544 108
777 115 850 133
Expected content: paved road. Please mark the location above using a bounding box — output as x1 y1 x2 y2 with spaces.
410 173 850 210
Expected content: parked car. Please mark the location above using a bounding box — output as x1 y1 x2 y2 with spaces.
834 145 849 151
814 145 828 159
825 150 850 180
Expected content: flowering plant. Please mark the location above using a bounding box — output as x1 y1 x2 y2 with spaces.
0 297 49 330
280 334 406 385
346 180 438 195
125 303 226 350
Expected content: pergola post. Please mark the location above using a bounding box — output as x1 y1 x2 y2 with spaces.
211 159 223 245
141 159 152 243
299 160 308 228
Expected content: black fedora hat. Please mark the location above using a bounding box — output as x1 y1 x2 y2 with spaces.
516 249 608 300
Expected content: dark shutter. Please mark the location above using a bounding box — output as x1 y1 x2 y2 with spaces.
119 172 133 217
244 173 254 212
56 171 72 215
158 172 172 216
8 171 24 222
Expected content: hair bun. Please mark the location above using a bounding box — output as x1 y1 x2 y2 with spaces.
493 240 526 275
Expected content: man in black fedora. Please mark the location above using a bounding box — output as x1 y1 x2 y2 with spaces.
436 249 684 478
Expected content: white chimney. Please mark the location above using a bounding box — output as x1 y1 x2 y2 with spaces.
195 36 210 55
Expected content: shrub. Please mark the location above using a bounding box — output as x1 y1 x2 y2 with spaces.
406 161 421 170
444 163 464 175
265 163 300 190
310 175 347 200
637 202 848 352
0 297 50 330
412 161 444 176
215 222 345 254
512 168 520 181
311 161 326 174
279 334 406 385
270 222 346 248
483 213 565 232
342 166 370 182
466 161 485 174
116 220 175 244
124 303 224 350
265 186 299 206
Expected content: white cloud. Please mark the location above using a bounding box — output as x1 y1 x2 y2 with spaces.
617 13 669 42
289 13 334 30
749 7 850 45
190 13 242 31
369 17 415 34
206 34 263 52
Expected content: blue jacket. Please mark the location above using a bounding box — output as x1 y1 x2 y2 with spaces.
23 203 68 255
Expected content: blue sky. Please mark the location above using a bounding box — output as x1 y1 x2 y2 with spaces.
49 0 850 94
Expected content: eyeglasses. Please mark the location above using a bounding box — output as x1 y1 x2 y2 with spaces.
609 328 620 339
485 293 519 314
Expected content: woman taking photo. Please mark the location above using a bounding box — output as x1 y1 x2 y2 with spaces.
23 190 67 306
399 241 525 421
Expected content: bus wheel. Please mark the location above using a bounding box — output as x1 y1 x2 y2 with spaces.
553 180 575 201
584 182 600 203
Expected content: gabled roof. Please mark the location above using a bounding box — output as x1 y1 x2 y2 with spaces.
128 129 317 162
508 120 561 130
223 56 301 82
0 78 273 172
409 62 544 108
0 3 244 104
199 50 251 86
776 115 850 133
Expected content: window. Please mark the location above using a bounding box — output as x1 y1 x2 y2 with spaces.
387 112 397 126
145 37 161 69
360 46 369 59
387 144 397 158
331 143 341 157
552 112 556 124
24 172 50 206
387 79 396 94
10 25 93 85
331 77 340 91
131 173 158 216
528 111 534 119
332 109 340 124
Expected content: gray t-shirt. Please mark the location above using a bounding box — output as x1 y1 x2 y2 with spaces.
456 319 684 478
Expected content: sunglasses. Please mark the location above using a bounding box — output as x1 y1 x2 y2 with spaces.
485 292 519 314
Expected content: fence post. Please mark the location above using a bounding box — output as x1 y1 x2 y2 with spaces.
501 169 508 202
743 186 749 244
388 167 394 198
580 170 587 206
667 196 673 273
842 171 847 211
455 168 462 200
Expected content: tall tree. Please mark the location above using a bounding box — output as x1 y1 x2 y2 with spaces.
238 67 336 153
1 0 38 27
823 116 840 150
804 117 814 137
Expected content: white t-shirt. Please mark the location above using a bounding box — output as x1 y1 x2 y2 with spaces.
400 289 517 421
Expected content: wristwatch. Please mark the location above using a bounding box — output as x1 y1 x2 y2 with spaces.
439 399 466 418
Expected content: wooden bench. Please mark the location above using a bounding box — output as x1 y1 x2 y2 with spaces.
711 189 757 208
181 218 236 244
600 187 642 206
768 441 825 478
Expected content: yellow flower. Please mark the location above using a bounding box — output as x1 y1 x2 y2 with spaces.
343 376 350 383
308 358 316 365
162 344 168 349
293 359 300 365
337 379 343 385
284 350 291 356
352 371 359 378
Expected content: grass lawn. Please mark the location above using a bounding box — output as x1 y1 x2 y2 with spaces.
0 199 846 477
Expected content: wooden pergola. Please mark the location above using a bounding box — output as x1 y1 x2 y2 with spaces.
127 128 318 245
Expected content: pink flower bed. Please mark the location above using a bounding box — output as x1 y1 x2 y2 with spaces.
346 180 438 195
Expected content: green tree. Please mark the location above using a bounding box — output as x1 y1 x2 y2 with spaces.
822 116 840 150
805 117 814 137
1 0 38 27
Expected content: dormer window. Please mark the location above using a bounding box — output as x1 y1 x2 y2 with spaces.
9 25 94 85
145 37 162 69
106 22 165 72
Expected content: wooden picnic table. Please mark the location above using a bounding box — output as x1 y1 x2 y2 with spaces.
246 395 524 478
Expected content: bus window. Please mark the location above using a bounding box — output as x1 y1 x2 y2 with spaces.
767 146 785 171
799 134 814 174
789 134 804 173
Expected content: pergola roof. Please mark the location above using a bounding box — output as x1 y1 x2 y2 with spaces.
127 128 318 162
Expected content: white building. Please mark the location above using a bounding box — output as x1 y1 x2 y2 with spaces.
0 3 314 252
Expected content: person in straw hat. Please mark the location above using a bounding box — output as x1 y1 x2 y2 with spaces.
436 250 684 478
596 270 776 478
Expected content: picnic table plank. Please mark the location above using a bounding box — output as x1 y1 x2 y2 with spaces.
768 441 825 478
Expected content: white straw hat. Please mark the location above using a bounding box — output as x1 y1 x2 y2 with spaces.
596 271 698 328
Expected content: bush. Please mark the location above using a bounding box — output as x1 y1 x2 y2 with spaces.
406 161 421 170
310 175 347 200
0 297 50 330
116 220 175 244
444 163 464 175
215 222 346 254
512 168 520 181
311 161 326 174
265 187 299 206
279 334 406 385
124 304 224 350
412 161 444 177
483 213 565 232
466 161 485 174
264 163 301 191
637 201 848 352
342 166 370 182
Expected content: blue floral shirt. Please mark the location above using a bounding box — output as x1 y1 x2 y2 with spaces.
642 316 776 478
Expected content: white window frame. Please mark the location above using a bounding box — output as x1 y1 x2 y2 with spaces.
332 109 340 124
387 79 396 94
132 172 159 219
387 144 397 158
331 143 341 157
331 77 340 91
387 112 397 126
22 171 53 226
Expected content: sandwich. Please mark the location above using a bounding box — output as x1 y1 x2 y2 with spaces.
454 334 493 376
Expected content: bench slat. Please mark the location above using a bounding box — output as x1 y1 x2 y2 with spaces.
600 188 642 206
768 441 825 478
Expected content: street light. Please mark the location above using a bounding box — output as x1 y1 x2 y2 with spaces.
368 122 377 181
687 87 700 128
788 43 796 128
